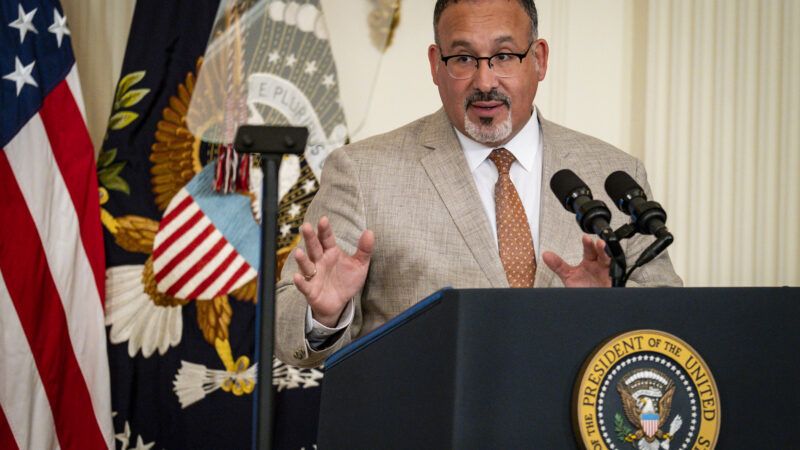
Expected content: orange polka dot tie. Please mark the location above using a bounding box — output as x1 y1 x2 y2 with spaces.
488 148 536 287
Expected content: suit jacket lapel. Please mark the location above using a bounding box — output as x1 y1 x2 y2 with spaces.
419 109 509 288
535 112 584 287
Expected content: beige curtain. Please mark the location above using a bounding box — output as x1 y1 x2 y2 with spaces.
61 0 135 152
641 0 800 286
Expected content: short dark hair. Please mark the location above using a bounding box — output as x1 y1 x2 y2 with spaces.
433 0 539 45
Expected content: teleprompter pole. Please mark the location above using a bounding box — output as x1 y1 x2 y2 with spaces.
234 125 308 450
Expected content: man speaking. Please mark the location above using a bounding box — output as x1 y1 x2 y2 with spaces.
275 0 682 368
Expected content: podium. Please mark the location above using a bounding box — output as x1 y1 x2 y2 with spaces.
318 288 799 449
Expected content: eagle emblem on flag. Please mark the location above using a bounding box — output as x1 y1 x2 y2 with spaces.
100 56 322 408
100 58 262 401
95 0 362 447
100 0 347 415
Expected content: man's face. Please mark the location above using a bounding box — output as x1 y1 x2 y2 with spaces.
428 0 548 147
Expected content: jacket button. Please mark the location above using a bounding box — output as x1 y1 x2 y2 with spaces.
293 349 304 359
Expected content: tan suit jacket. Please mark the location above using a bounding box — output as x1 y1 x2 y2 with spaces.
275 109 682 368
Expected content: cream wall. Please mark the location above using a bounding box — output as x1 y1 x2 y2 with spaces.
346 0 634 148
335 0 439 140
64 0 799 287
344 0 638 149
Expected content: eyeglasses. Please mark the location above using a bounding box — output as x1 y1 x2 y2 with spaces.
439 41 535 80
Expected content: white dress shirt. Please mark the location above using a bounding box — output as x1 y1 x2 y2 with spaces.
455 110 543 256
305 110 544 348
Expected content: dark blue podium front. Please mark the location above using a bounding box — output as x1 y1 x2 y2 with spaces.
318 288 799 449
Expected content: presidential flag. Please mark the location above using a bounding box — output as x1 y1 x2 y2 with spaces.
100 1 351 447
97 2 252 447
0 0 113 449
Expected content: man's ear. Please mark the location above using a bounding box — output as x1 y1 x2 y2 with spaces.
428 44 440 86
533 39 549 81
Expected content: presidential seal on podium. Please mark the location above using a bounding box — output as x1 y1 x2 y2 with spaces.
574 330 721 450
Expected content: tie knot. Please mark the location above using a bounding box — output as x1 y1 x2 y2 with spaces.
488 147 516 175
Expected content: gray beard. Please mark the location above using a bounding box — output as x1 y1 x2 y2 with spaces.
463 110 512 145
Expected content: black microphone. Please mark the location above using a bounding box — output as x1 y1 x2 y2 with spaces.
550 169 628 286
604 171 670 239
550 169 614 236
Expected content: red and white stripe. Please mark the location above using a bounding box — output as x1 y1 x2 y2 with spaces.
642 418 658 438
0 67 113 449
152 189 257 300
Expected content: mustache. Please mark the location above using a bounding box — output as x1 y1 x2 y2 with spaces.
464 90 511 108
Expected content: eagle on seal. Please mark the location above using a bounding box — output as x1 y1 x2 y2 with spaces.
617 376 677 445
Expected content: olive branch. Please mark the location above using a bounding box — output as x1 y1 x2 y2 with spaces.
108 71 150 130
97 148 129 194
97 71 151 195
615 412 634 445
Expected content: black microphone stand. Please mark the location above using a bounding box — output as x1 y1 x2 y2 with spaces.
234 125 308 450
623 229 674 284
573 197 628 287
606 223 674 286
597 227 627 287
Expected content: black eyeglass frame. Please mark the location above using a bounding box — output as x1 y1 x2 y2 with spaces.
438 40 536 79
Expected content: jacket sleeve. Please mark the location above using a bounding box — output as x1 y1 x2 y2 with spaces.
275 148 368 368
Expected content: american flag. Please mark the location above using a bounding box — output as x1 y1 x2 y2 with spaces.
0 1 113 449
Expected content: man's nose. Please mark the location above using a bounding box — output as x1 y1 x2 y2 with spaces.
472 59 499 92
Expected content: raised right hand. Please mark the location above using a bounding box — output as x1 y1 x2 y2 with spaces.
292 216 374 327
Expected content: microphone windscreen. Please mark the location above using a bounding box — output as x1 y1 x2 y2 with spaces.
604 171 641 202
550 169 588 208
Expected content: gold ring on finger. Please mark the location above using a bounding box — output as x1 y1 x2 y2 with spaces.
303 266 317 281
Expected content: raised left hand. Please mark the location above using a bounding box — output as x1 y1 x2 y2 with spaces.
541 235 612 287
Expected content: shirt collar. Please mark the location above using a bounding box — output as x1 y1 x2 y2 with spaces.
456 107 541 173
